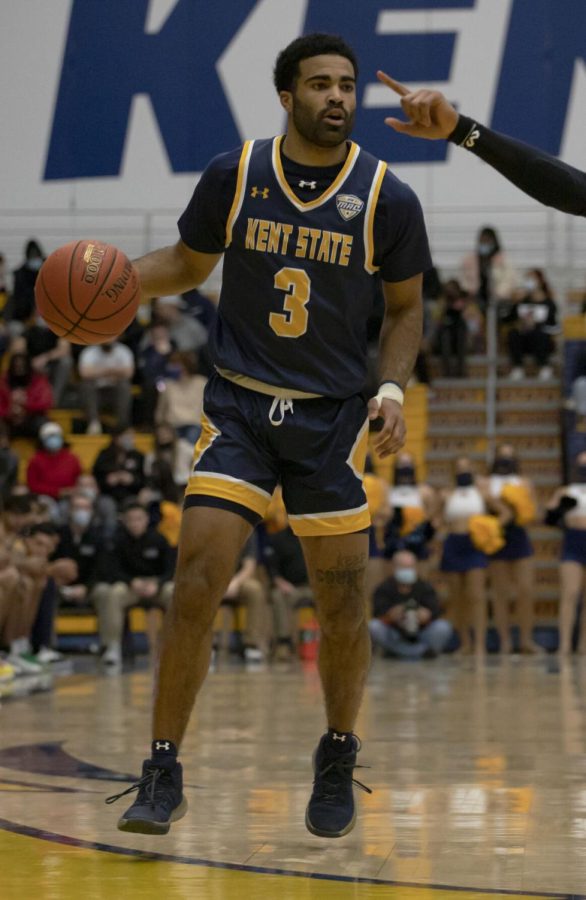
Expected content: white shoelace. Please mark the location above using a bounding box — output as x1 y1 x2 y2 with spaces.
268 396 294 426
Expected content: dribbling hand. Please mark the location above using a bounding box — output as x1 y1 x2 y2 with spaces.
376 71 459 140
367 397 406 459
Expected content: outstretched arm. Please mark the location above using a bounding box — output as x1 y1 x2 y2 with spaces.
376 71 586 217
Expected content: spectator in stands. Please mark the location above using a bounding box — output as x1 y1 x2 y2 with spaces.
460 225 517 309
144 423 193 498
481 444 539 654
92 426 145 507
0 252 8 315
263 501 313 662
503 268 558 381
136 323 176 425
433 279 474 377
3 522 76 675
0 421 19 503
78 340 135 434
369 550 453 659
155 350 207 445
24 314 73 406
544 453 586 656
54 490 105 609
5 239 45 331
93 501 175 667
26 422 82 500
0 351 53 437
216 532 268 664
67 472 118 538
152 295 208 353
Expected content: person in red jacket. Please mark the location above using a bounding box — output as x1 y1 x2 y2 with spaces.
0 352 53 437
26 422 82 499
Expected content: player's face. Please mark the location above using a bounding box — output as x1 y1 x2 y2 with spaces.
288 55 356 148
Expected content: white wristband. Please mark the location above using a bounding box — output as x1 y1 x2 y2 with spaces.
374 382 404 409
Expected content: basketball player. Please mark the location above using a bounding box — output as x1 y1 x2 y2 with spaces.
106 34 431 837
376 72 586 216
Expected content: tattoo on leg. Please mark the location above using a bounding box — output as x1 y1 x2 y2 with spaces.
315 553 367 590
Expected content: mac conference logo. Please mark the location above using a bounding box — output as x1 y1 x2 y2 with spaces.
336 194 364 221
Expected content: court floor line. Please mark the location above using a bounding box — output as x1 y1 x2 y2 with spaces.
0 817 580 900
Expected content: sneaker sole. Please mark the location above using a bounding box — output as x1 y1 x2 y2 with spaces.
304 806 357 838
117 796 188 835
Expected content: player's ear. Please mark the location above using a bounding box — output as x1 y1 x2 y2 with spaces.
279 91 293 113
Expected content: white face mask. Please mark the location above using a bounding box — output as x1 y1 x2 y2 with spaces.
27 257 43 271
395 568 417 585
71 508 92 528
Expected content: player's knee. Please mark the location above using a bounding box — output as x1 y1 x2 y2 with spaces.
318 593 367 640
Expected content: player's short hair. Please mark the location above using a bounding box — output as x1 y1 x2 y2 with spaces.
273 33 358 93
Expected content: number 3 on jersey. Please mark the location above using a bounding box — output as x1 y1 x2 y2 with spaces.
269 267 310 338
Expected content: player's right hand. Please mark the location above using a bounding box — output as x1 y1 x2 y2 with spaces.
376 71 459 140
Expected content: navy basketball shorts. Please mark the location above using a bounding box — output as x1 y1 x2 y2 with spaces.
184 374 370 537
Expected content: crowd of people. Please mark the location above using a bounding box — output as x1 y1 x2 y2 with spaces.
0 232 581 684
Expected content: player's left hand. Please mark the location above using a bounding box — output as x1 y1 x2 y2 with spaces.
368 397 406 458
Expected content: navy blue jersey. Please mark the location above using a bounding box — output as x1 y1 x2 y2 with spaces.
179 137 431 398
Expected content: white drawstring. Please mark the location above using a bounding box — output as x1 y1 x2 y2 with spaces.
269 396 294 426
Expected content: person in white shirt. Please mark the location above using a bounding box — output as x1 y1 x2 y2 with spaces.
78 341 135 434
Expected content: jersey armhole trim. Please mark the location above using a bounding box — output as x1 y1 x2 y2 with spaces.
225 141 254 247
363 160 388 274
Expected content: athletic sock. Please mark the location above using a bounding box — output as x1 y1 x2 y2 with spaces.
151 739 178 768
325 728 355 753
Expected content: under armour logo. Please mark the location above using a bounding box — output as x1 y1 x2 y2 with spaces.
299 180 317 190
332 733 347 742
251 186 269 199
155 741 171 751
464 128 480 149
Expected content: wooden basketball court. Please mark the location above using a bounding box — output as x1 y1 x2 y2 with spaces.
2 656 586 899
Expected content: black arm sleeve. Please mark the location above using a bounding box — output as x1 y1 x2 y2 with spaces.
449 115 586 217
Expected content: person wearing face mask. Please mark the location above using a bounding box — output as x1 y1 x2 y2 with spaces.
0 351 53 437
53 491 105 611
439 456 502 656
144 423 193 494
4 239 45 330
502 269 558 381
154 350 207 446
92 426 146 506
459 226 518 311
479 444 539 654
26 422 82 500
385 452 438 577
78 339 135 434
544 453 586 656
369 550 453 659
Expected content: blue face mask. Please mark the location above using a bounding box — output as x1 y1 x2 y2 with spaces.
395 568 417 585
43 435 63 452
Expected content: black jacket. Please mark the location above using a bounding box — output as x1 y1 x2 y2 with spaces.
54 524 104 586
372 577 440 621
92 447 145 505
96 525 174 585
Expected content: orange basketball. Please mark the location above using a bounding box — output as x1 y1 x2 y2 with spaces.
34 240 141 345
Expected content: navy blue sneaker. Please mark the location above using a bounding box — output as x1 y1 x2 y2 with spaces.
305 733 371 838
106 759 187 834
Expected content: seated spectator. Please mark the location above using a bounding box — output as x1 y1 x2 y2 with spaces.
263 499 313 662
92 426 145 506
2 522 76 674
26 422 82 500
0 421 19 502
92 501 175 667
65 473 118 538
503 268 558 381
369 550 453 660
460 225 518 309
144 423 193 496
54 490 105 610
4 239 45 332
78 340 135 434
217 532 268 663
136 323 176 425
153 295 208 353
0 351 53 437
434 279 470 377
24 315 73 407
155 351 207 445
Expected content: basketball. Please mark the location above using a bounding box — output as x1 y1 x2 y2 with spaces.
34 240 140 345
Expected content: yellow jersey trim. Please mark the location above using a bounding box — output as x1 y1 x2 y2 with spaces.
225 140 254 247
271 136 360 212
288 504 370 537
191 412 220 469
363 160 388 274
185 472 271 517
346 417 370 480
216 368 322 400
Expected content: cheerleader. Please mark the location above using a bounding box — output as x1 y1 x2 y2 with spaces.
545 452 586 656
385 451 439 577
480 444 539 654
